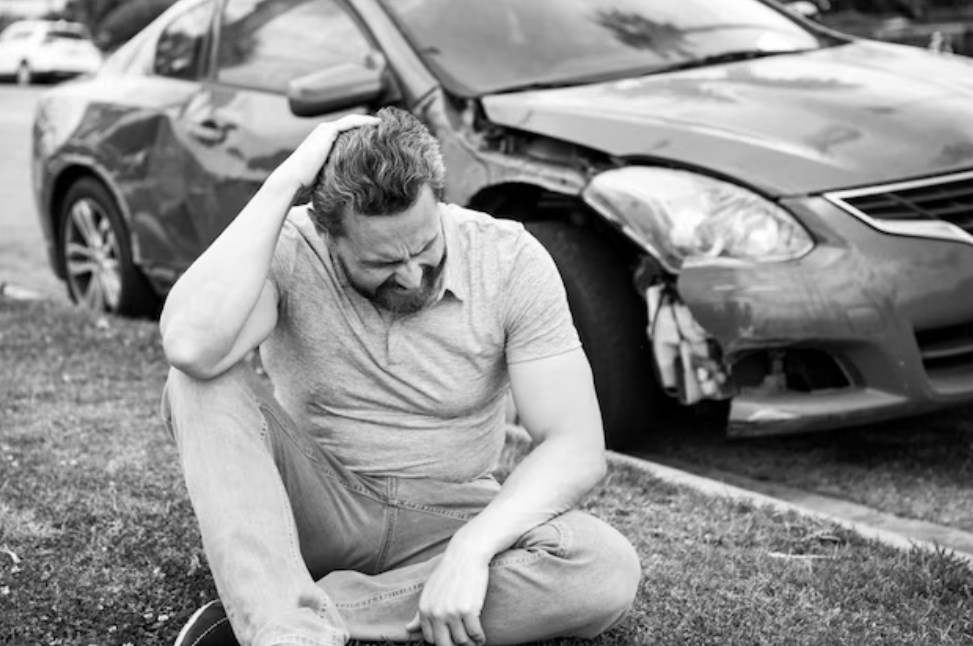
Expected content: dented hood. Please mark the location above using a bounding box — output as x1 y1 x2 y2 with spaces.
481 41 973 196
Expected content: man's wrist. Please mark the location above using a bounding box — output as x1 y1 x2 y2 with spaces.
446 527 497 565
265 166 304 198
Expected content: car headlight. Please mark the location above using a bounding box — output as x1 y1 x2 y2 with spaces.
582 167 814 272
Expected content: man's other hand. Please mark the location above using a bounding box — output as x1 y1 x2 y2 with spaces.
279 114 379 189
405 547 489 646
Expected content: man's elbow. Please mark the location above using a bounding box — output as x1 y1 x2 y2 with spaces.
586 446 608 484
161 333 222 381
557 430 608 486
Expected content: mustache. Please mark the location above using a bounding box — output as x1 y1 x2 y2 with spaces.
379 251 447 293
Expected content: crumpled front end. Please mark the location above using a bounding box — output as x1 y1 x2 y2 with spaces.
675 195 973 436
581 162 973 436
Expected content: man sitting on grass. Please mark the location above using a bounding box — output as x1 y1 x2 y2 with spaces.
159 107 641 646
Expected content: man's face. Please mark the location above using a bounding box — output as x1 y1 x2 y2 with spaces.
331 185 446 315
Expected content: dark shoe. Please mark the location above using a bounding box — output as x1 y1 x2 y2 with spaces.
174 600 238 646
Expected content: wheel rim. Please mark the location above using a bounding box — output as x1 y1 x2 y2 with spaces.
64 198 123 311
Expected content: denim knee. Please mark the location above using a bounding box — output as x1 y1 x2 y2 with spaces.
557 512 641 637
161 362 265 444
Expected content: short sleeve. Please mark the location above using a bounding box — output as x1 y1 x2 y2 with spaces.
503 230 582 363
267 215 301 303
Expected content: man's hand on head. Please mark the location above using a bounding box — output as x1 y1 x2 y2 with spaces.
278 114 380 190
406 545 490 646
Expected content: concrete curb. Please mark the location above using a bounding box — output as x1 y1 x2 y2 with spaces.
0 281 45 301
607 450 973 568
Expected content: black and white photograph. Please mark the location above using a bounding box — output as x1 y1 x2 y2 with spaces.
3 0 973 644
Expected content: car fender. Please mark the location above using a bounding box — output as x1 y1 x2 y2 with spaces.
44 154 139 272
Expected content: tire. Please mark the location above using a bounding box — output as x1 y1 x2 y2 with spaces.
16 62 31 86
526 221 665 448
58 177 160 317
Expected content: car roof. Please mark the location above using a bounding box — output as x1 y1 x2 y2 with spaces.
2 19 88 35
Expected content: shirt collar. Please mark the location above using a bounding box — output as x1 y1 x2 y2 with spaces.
438 204 467 302
327 236 351 288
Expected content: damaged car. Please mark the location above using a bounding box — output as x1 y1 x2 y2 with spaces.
31 0 973 444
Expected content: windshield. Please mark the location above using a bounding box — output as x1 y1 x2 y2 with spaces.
378 0 831 96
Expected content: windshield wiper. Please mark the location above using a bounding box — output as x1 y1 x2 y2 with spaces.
655 48 812 74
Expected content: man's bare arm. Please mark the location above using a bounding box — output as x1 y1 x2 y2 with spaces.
454 347 606 556
407 348 605 645
159 115 378 379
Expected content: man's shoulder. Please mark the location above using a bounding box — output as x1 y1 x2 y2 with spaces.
276 205 330 259
443 203 528 248
282 204 318 239
270 205 333 293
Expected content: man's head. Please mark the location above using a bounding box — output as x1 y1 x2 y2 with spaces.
309 108 447 315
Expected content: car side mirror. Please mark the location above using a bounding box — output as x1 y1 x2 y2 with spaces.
287 54 387 118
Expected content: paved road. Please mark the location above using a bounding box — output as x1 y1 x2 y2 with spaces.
0 83 65 300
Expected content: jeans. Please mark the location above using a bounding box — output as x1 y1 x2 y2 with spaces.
161 362 642 646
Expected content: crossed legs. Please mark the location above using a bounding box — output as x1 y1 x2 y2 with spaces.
162 363 641 646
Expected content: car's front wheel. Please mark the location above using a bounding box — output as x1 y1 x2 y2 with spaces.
58 178 159 317
526 221 664 447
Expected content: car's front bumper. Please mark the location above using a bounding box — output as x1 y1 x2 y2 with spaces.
678 196 973 436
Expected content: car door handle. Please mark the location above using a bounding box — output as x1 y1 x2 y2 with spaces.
187 118 235 145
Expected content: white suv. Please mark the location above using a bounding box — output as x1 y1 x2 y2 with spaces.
0 20 102 85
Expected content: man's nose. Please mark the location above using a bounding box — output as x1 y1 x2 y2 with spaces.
394 261 423 290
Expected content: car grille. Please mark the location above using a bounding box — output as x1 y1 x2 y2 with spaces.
915 321 973 374
827 170 973 241
843 177 973 230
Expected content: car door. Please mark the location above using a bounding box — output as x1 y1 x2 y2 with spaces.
122 0 224 282
179 0 384 248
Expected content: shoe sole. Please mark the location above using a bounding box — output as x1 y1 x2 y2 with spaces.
174 600 231 646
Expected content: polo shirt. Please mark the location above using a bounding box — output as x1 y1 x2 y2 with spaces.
260 203 581 483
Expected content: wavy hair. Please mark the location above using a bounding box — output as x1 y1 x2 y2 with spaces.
309 107 446 238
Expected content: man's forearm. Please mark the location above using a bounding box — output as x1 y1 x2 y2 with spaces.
448 432 606 562
160 169 300 372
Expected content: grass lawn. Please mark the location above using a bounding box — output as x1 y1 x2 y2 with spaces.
3 298 973 645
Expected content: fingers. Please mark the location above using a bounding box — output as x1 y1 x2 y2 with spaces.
448 617 475 646
282 113 380 187
409 613 483 646
421 614 436 645
406 612 422 633
333 113 380 132
434 620 455 646
463 614 487 646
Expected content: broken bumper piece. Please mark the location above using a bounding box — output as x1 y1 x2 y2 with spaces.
666 197 973 437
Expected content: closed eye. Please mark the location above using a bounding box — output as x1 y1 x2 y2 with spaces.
361 235 439 269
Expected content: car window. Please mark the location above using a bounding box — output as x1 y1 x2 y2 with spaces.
153 0 216 80
216 0 373 93
0 26 34 41
379 0 831 96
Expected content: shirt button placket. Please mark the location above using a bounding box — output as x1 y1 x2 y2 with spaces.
387 320 400 366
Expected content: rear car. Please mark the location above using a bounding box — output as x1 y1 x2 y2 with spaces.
30 0 973 445
0 20 102 85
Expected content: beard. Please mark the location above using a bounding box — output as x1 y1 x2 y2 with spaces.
350 252 447 315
